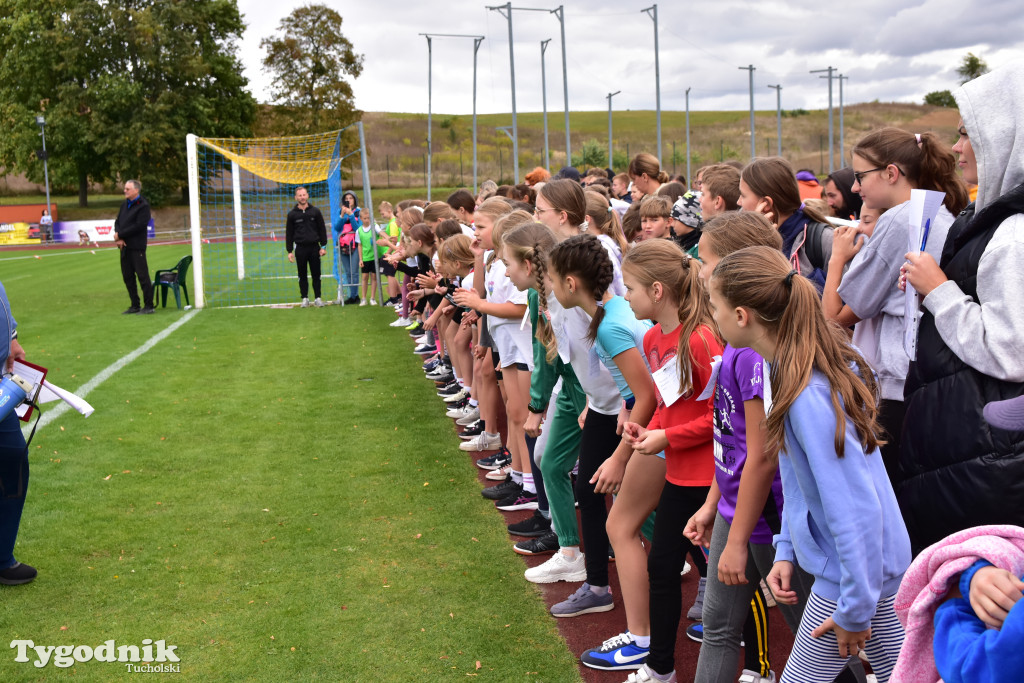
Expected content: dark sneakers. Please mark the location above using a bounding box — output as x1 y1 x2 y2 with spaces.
0 562 37 585
139 306 155 314
507 511 551 537
122 307 141 315
475 447 511 467
513 530 559 556
481 478 519 501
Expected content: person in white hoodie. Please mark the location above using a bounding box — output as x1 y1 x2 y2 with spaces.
901 60 1024 554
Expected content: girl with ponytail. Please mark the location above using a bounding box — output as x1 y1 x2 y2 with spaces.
708 246 911 683
835 127 968 481
593 239 722 682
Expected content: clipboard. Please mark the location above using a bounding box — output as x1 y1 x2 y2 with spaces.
10 359 47 422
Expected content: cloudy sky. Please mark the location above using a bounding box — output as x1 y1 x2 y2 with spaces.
236 0 1024 115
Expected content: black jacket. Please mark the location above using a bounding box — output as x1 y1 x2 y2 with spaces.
286 204 327 252
114 196 151 249
900 184 1024 553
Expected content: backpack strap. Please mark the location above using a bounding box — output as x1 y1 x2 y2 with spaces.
804 221 828 272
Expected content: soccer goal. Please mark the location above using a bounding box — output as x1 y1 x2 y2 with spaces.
185 123 378 308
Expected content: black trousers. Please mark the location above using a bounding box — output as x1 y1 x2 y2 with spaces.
120 246 153 309
294 243 322 298
573 410 620 587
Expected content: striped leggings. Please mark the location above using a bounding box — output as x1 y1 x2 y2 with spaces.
781 592 903 683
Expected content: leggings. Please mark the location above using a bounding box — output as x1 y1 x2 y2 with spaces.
646 481 711 675
573 410 619 587
782 592 903 683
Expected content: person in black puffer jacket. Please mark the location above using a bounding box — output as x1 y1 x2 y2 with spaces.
901 60 1024 554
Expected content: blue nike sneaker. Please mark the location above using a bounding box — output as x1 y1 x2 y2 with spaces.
580 631 649 671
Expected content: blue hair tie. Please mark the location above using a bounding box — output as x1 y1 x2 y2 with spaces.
595 300 604 308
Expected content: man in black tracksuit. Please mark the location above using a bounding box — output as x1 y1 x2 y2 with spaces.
113 179 154 314
285 186 327 307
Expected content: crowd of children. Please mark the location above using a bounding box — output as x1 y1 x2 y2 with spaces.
332 60 1024 683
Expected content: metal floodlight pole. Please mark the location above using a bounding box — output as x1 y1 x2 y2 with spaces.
420 33 485 195
685 87 691 185
487 3 519 184
838 74 848 167
767 84 782 156
642 5 661 162
739 65 755 160
552 6 570 168
424 36 432 200
35 116 52 217
811 66 836 172
541 39 551 170
606 90 621 170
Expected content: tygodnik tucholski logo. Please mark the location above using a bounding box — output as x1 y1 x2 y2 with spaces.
10 639 180 671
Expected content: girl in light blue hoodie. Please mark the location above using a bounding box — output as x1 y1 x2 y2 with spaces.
707 246 911 683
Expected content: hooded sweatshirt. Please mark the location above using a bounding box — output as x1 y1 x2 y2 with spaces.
917 60 1024 382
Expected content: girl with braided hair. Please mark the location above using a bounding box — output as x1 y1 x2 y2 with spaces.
708 246 910 683
544 235 665 673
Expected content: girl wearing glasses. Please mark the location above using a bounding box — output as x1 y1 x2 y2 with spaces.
834 128 968 484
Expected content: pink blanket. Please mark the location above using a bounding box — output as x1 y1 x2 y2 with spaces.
890 525 1024 683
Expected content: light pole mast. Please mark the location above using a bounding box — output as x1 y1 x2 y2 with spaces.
641 5 661 162
811 66 836 172
606 91 620 171
739 65 756 160
767 84 782 156
541 39 551 170
35 116 52 217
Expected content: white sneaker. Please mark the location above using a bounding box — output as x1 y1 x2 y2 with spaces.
681 560 691 576
390 317 411 327
458 432 501 452
486 464 512 481
442 387 470 404
446 403 477 420
368 299 378 306
414 335 429 344
738 670 776 683
314 297 325 307
301 298 310 308
626 665 678 683
524 550 587 584
359 299 367 306
456 407 481 426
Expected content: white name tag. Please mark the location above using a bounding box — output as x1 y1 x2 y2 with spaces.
696 355 723 402
652 356 684 406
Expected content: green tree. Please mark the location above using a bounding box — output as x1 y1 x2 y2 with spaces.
260 4 364 134
924 90 957 107
0 0 256 206
957 52 989 84
571 139 606 169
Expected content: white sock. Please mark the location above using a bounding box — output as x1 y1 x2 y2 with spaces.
633 634 650 649
589 584 609 596
510 469 523 485
522 472 536 494
484 431 499 440
561 545 579 559
468 399 478 407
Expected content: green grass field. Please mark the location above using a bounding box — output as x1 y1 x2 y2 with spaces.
0 245 581 681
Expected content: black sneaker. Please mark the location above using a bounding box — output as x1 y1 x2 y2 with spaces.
513 530 559 555
507 511 551 537
496 489 539 511
481 478 519 501
460 421 485 439
139 306 155 315
0 562 37 585
407 324 424 336
476 447 511 468
122 307 141 315
436 382 462 397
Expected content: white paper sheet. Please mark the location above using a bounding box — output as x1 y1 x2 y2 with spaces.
904 189 946 359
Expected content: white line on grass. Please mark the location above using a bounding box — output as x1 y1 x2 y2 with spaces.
24 310 199 436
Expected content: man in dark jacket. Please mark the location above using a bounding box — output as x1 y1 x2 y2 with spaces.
113 179 154 314
285 186 327 307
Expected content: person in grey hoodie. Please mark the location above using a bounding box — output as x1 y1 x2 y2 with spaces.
835 128 969 481
901 60 1024 553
